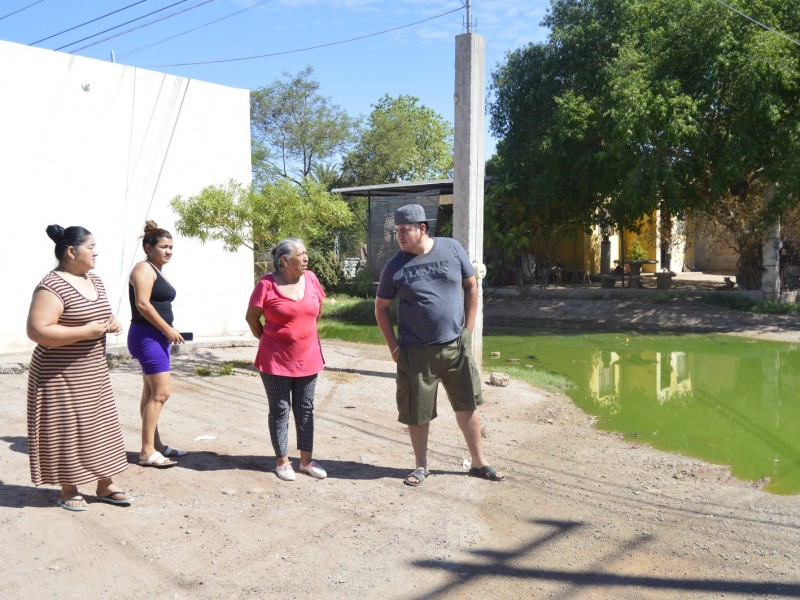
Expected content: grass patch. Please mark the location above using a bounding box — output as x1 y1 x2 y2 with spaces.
217 363 235 376
226 359 254 369
495 364 574 394
193 361 247 376
106 353 130 369
323 295 391 325
700 292 800 314
701 292 758 311
751 300 800 314
318 320 387 344
320 295 395 343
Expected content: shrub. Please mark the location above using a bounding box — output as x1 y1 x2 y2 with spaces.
628 239 649 261
309 248 343 291
352 267 375 298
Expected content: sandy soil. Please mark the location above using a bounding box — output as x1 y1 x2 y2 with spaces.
1 299 800 599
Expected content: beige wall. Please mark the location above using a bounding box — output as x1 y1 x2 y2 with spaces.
0 41 253 353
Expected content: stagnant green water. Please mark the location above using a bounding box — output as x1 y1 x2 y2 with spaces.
321 321 800 495
484 332 800 495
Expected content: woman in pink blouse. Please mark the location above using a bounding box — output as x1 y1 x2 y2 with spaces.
245 238 327 481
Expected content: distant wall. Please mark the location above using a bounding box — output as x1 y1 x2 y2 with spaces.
686 217 738 273
0 41 252 354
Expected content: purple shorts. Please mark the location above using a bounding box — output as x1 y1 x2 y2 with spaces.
127 323 171 375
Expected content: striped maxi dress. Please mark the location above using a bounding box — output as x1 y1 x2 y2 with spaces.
26 271 128 486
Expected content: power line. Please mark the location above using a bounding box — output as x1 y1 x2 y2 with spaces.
1 0 44 22
53 0 203 52
146 6 464 68
118 0 275 59
709 0 800 48
67 0 217 53
29 0 151 45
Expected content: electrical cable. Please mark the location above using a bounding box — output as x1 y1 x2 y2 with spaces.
116 77 191 317
709 0 800 48
145 6 464 68
67 0 216 53
29 0 150 45
52 0 201 51
118 0 274 58
70 0 216 54
1 0 45 23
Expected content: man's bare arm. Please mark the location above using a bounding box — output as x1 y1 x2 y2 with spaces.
462 275 478 332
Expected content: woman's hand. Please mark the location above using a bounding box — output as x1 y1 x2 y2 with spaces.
245 306 264 339
166 327 185 344
105 316 123 335
85 319 113 340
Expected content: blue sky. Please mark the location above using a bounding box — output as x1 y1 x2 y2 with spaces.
1 0 551 157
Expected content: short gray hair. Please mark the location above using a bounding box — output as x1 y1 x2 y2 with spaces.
271 237 303 272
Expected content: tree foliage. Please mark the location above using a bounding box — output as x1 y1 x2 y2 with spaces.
489 0 800 287
171 179 353 281
341 94 453 185
251 66 355 185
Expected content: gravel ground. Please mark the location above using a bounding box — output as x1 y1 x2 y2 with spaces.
1 290 799 599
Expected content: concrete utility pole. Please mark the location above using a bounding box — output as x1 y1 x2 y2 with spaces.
761 183 781 300
453 3 486 368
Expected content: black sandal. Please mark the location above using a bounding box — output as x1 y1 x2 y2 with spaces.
468 465 506 481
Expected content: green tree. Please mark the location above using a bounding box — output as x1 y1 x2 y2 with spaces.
489 0 800 288
341 94 453 185
171 178 353 283
605 0 800 286
251 66 355 185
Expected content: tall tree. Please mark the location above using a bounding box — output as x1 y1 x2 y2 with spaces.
251 66 355 185
341 94 453 185
489 0 800 287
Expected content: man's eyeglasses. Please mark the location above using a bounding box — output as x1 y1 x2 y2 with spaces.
395 226 418 236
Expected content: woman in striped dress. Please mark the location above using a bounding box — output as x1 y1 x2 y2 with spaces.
26 225 132 511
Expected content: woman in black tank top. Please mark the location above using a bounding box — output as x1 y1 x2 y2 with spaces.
127 221 186 468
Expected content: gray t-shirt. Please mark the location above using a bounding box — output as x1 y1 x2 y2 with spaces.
376 237 476 345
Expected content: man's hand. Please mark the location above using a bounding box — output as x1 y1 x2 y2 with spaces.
375 297 399 363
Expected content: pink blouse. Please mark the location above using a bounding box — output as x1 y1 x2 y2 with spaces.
249 271 326 377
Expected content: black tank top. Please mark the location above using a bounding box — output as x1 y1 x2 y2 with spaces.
129 262 176 327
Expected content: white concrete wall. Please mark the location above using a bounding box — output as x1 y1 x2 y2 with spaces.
0 41 253 354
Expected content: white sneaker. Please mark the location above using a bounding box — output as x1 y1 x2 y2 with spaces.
299 460 327 479
275 462 296 481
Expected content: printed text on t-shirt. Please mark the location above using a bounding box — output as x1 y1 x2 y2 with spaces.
403 260 449 283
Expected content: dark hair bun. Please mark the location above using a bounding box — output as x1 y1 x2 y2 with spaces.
46 224 65 243
144 220 158 232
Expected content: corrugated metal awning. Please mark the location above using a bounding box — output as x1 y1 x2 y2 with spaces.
332 179 454 197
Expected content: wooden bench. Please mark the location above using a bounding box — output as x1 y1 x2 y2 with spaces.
601 274 642 288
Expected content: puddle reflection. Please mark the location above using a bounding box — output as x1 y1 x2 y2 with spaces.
485 333 800 495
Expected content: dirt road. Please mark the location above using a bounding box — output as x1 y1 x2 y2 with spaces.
2 328 800 599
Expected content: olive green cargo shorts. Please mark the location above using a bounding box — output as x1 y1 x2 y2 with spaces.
395 328 483 426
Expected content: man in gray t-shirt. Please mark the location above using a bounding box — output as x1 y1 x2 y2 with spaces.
375 203 505 486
